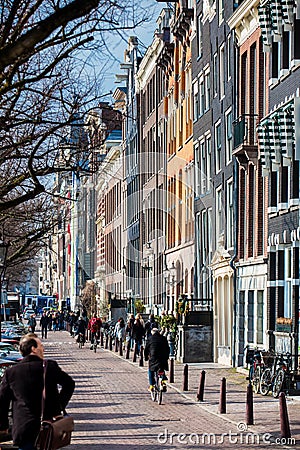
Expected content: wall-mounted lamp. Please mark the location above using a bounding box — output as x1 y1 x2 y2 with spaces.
164 261 177 286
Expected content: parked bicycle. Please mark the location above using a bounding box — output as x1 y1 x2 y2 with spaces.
272 353 293 398
149 369 167 405
260 351 292 398
250 349 263 394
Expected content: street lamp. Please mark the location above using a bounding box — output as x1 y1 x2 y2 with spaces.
164 261 177 286
0 237 9 342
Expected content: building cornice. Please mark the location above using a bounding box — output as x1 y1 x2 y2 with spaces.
228 0 259 46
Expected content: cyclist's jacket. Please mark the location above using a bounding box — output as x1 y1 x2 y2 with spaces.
144 332 170 371
88 317 102 333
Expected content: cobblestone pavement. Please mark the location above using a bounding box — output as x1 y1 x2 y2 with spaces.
2 329 300 450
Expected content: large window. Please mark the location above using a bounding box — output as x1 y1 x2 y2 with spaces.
247 291 254 343
219 44 225 98
197 13 203 58
215 121 222 173
226 179 234 248
225 109 233 164
216 186 223 240
213 53 218 97
193 81 199 121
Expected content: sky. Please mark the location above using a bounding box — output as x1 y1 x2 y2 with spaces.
82 1 165 102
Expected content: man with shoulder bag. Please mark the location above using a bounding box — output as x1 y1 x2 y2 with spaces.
0 333 75 450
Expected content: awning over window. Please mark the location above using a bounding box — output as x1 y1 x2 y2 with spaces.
257 99 299 175
258 0 297 51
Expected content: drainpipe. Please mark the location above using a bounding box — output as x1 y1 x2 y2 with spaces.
230 30 239 368
230 157 239 368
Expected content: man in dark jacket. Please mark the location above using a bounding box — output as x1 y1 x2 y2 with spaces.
40 312 50 339
144 328 170 391
0 333 75 450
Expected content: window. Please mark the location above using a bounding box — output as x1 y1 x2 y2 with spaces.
257 291 264 345
248 291 254 343
227 34 231 81
215 122 222 173
199 76 205 116
194 143 200 197
213 53 218 98
200 140 206 194
193 81 199 121
219 45 225 98
197 14 203 58
206 136 212 191
216 187 223 239
226 179 234 248
225 109 233 163
204 70 211 111
218 0 224 23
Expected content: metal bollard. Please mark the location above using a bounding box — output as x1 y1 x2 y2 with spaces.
139 346 144 366
183 364 189 391
169 358 174 383
197 370 206 402
279 392 291 438
100 331 104 347
132 343 138 362
126 342 130 359
109 335 113 351
119 338 123 356
246 383 254 425
105 334 109 349
219 377 226 414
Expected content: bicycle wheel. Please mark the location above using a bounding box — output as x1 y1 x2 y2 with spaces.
150 388 157 402
260 368 271 395
248 365 254 382
273 369 285 398
157 379 163 405
252 366 261 394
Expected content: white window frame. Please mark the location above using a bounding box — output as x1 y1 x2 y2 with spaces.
225 108 233 164
226 178 234 249
216 186 223 241
215 121 222 173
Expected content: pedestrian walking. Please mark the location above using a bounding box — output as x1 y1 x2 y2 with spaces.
27 314 37 333
144 314 159 340
0 333 75 450
40 312 49 339
132 318 145 355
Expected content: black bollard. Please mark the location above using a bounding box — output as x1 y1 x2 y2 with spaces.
246 383 254 425
119 338 123 356
100 331 104 347
169 358 174 383
197 370 206 402
279 392 291 438
139 346 144 367
219 377 226 414
105 334 109 349
109 335 113 351
183 364 189 391
126 342 130 359
132 343 138 362
114 337 119 352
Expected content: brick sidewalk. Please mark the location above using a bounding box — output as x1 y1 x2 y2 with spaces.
1 329 300 449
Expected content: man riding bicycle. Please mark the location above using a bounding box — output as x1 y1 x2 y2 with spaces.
88 313 102 348
144 328 170 392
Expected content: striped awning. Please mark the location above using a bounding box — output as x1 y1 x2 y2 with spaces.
257 100 296 175
258 0 297 51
